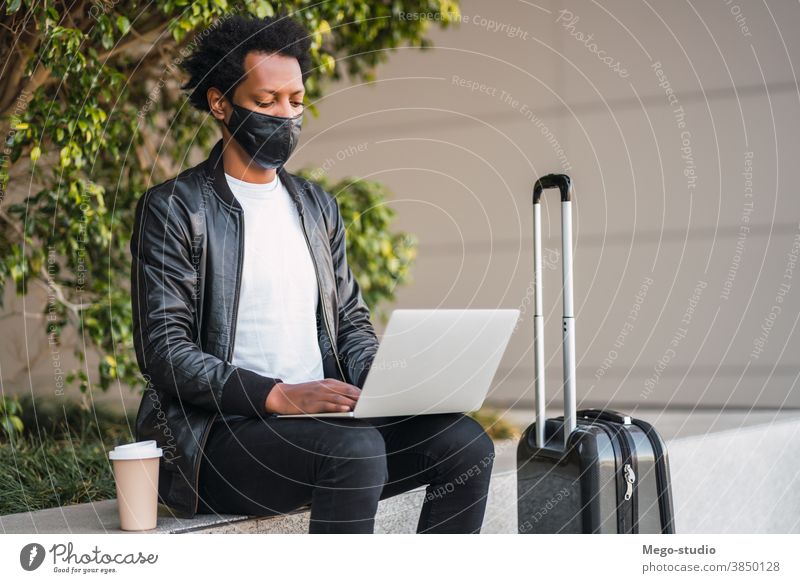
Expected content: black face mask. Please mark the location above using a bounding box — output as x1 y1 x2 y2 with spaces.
223 99 303 169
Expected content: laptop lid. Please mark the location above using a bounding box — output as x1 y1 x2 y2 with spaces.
353 308 519 417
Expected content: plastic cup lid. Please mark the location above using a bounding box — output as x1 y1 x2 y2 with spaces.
109 440 163 460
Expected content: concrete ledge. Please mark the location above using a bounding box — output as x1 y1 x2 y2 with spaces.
0 441 518 535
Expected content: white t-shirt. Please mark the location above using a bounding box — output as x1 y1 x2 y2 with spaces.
225 171 325 384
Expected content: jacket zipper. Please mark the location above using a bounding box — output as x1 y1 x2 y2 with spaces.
193 199 246 515
228 209 244 363
297 205 347 382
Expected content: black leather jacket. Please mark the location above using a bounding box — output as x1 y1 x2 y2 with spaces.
131 138 379 518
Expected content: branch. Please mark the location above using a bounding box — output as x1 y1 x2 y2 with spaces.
35 270 94 315
0 60 51 140
0 208 25 241
97 20 171 62
0 19 39 113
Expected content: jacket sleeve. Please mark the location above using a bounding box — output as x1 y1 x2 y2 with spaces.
130 187 282 418
326 191 380 389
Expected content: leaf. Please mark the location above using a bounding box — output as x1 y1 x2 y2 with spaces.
101 31 114 50
255 2 274 18
116 15 131 36
321 53 336 74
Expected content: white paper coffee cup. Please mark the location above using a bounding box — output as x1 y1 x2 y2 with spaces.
109 440 163 531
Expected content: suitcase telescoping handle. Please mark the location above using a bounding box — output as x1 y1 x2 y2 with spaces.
532 174 576 449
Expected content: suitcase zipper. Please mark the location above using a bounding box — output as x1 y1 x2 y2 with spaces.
619 428 639 534
583 417 636 533
623 463 636 501
610 422 634 533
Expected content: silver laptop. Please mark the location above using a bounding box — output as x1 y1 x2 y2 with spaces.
276 308 519 418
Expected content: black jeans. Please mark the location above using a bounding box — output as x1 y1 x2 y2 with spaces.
196 412 495 533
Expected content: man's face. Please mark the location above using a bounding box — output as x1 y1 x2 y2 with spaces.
214 51 305 121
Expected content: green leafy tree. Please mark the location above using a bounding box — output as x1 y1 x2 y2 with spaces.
1 1 460 403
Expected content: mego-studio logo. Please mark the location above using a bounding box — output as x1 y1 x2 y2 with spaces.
20 543 46 571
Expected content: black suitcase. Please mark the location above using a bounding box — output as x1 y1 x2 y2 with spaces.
516 174 676 534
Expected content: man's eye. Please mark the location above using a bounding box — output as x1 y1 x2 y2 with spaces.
292 102 304 107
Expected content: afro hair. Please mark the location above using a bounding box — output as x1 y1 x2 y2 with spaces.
180 11 312 112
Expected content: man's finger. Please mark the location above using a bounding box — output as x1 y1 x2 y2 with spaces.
321 379 361 399
321 389 359 404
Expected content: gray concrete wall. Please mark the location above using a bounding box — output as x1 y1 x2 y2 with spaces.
295 0 800 411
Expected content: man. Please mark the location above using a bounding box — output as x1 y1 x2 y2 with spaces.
131 12 495 534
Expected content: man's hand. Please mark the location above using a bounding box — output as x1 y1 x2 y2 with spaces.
264 378 361 415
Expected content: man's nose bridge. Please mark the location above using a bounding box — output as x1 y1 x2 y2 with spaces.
274 95 294 117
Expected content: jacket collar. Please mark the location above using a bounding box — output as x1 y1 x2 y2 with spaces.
203 138 305 214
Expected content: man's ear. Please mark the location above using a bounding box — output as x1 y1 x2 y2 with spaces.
208 87 227 122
